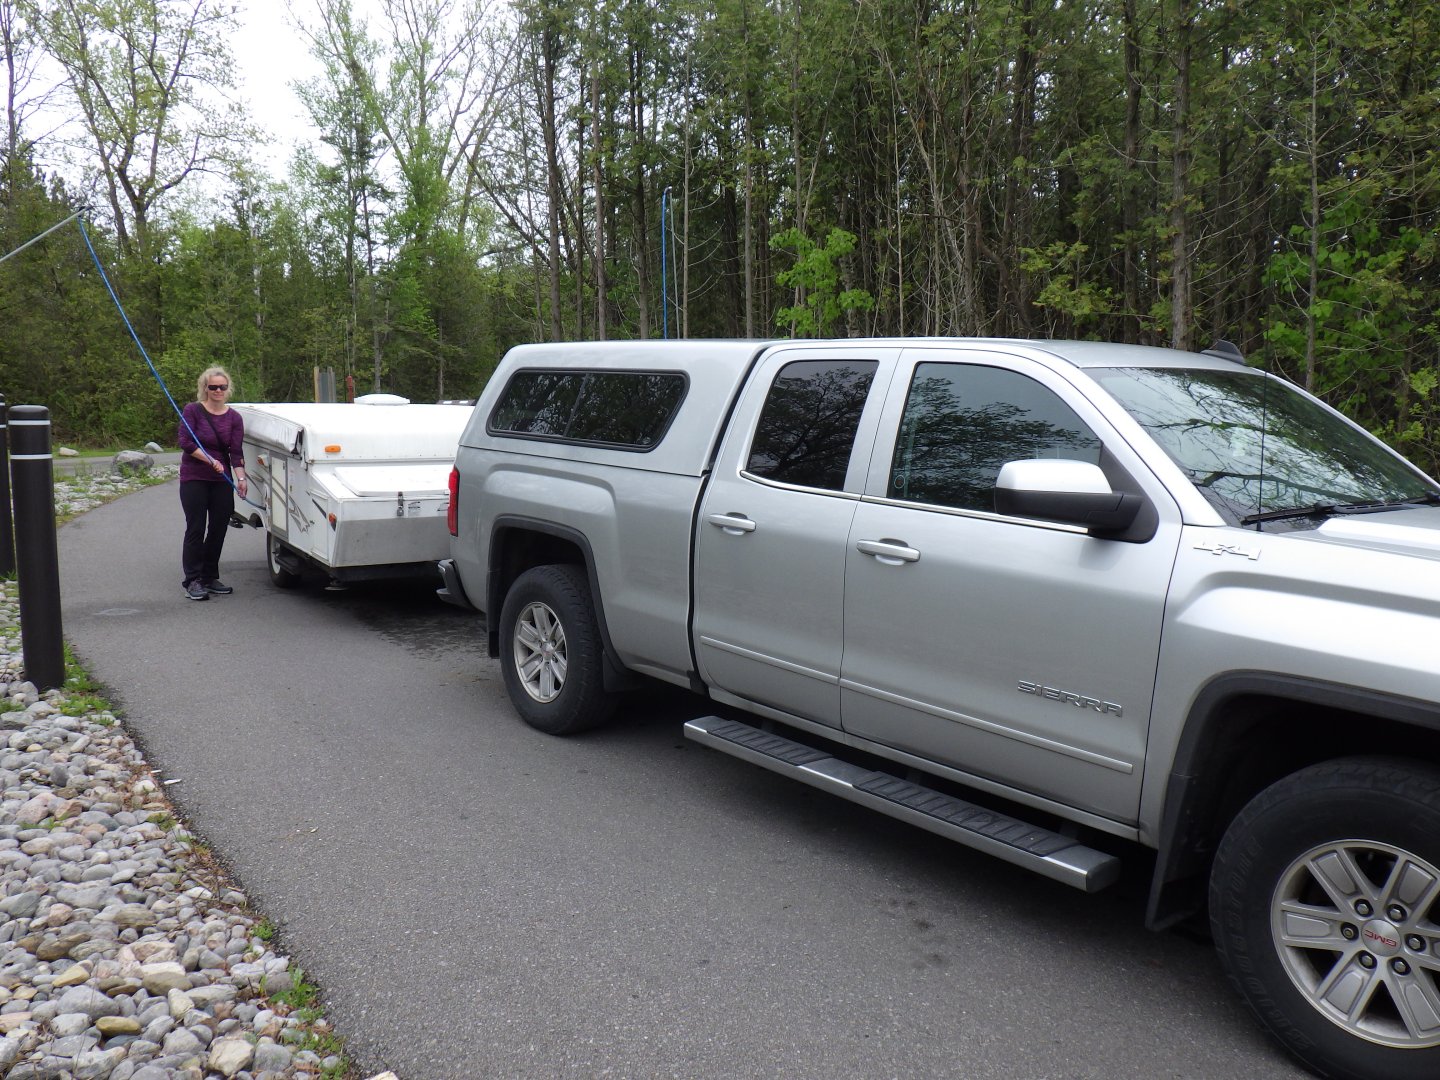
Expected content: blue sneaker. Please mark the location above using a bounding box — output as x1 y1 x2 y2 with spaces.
204 580 234 595
185 581 209 601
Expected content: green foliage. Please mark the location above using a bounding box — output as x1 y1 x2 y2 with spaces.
270 965 321 1010
58 692 108 717
771 227 874 337
1 0 1436 470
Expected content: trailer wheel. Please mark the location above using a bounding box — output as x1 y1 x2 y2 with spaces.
499 564 614 735
267 532 303 590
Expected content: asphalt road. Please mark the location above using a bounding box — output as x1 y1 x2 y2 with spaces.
56 480 1311 1080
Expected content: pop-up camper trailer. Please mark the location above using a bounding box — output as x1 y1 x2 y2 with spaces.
230 397 472 588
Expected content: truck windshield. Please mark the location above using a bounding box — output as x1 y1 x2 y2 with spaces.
1091 366 1440 524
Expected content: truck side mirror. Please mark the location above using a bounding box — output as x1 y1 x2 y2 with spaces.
993 460 1143 535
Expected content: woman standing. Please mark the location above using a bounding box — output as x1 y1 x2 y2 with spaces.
178 366 247 601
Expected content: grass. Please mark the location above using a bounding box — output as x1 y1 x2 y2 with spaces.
269 965 320 1011
268 966 352 1076
58 692 109 717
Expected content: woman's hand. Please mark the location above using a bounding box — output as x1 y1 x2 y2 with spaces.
236 478 248 498
211 457 225 474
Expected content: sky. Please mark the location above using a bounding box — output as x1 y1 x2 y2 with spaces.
230 0 328 175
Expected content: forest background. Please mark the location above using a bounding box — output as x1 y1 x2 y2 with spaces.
1 0 1437 469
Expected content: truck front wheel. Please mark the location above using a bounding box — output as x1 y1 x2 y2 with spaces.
499 564 614 735
1210 757 1440 1080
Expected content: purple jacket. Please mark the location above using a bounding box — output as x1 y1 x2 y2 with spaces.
178 403 245 484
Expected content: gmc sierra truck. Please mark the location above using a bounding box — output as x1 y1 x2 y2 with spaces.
439 337 1440 1080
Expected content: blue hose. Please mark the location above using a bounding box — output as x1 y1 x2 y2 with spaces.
75 215 263 509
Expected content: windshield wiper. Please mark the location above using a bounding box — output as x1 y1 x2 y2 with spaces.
1240 492 1440 526
1240 503 1337 526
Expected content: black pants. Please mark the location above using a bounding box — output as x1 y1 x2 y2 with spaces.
180 479 235 586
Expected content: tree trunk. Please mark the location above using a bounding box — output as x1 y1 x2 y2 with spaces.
591 66 607 340
1169 0 1194 352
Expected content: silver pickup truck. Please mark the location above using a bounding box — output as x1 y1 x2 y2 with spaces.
440 337 1440 1080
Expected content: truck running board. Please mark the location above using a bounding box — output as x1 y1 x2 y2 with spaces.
683 716 1121 893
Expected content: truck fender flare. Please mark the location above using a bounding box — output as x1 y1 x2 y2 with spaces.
484 516 632 689
1146 671 1440 929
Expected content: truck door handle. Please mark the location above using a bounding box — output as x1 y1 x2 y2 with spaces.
707 512 757 535
856 538 920 564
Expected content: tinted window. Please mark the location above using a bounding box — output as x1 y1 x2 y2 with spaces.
745 360 878 490
490 370 686 449
889 363 1102 511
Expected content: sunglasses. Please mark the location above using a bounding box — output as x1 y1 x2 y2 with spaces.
207 384 230 391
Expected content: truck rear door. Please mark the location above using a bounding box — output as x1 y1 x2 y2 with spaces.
693 346 899 728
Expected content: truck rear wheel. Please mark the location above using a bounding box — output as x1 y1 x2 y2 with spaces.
499 564 615 735
1210 757 1440 1080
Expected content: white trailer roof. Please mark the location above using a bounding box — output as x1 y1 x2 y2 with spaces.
233 401 473 462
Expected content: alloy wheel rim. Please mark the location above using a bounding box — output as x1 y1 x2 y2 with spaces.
513 601 566 703
1271 838 1440 1048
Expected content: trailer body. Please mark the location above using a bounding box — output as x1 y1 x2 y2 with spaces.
232 399 472 585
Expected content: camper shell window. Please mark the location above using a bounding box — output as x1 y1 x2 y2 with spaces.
488 369 688 450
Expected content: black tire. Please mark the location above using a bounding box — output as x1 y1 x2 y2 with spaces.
1210 757 1440 1080
498 564 615 735
267 531 303 590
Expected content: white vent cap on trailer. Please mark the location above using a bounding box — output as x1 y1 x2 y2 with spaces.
355 393 411 405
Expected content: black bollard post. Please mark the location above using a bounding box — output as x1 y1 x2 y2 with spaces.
0 395 12 577
10 405 64 690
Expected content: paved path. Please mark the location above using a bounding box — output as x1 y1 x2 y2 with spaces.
56 480 1310 1080
52 451 182 477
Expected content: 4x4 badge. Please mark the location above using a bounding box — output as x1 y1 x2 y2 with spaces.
1194 540 1261 560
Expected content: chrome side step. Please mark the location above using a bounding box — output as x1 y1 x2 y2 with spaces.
684 716 1121 893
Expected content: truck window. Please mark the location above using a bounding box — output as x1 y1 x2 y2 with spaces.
489 370 687 449
745 360 878 491
889 363 1102 511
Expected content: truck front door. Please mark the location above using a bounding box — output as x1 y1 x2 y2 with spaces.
839 349 1182 823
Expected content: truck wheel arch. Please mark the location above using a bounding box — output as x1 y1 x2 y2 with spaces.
485 516 632 690
1147 673 1440 930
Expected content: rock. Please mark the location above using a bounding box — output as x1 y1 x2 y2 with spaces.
54 885 109 911
96 1015 143 1037
50 1011 94 1037
13 793 55 826
58 446 80 457
55 986 121 1020
107 905 158 930
110 451 153 477
0 1035 19 1068
74 1046 127 1080
129 940 175 964
161 1025 204 1056
207 1036 254 1076
0 1012 31 1033
36 929 90 959
52 963 92 988
0 891 42 919
140 961 189 994
167 988 195 1017
251 1038 292 1073
143 442 164 454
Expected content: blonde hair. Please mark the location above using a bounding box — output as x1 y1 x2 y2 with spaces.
196 366 234 402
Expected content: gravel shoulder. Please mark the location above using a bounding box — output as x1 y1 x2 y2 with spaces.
0 468 393 1080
